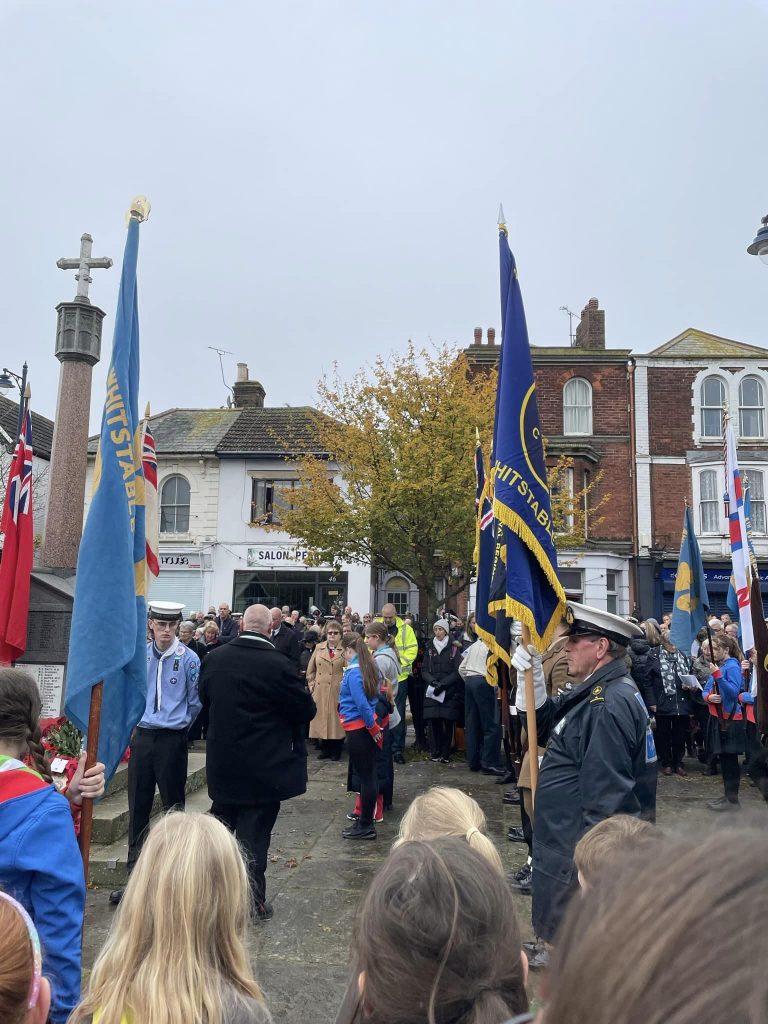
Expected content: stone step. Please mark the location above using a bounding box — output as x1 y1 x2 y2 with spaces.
91 751 207 847
88 786 212 888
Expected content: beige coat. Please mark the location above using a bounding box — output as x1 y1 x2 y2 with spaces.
307 642 345 740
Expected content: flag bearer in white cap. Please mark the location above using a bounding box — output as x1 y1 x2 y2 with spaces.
512 601 657 958
109 601 201 904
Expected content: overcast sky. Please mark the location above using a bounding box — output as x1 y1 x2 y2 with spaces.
2 0 767 431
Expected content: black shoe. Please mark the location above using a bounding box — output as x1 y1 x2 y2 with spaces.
343 822 377 840
109 887 125 906
346 811 359 821
469 765 481 772
707 797 741 812
523 939 543 955
430 755 441 762
503 788 521 806
393 753 405 765
507 826 527 843
495 771 517 785
507 863 532 893
481 765 507 777
440 757 451 764
253 900 274 921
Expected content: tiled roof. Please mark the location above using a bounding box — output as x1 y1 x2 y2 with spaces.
646 329 768 359
87 408 240 454
217 406 329 456
0 394 54 459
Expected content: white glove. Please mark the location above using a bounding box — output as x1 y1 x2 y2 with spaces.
513 644 547 711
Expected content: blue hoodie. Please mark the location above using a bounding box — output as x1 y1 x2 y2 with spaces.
0 757 86 1024
338 657 377 730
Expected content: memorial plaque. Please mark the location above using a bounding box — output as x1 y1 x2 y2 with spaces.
22 663 66 718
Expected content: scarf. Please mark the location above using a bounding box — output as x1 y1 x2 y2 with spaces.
432 635 449 654
151 641 178 712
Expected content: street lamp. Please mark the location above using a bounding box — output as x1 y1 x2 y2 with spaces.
747 214 768 264
0 362 28 442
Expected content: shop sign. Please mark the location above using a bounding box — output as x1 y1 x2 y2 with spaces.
247 545 315 567
662 566 768 584
160 552 202 570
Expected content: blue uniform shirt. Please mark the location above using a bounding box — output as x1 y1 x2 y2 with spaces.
139 640 201 730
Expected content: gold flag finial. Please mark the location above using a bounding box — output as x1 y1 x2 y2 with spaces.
126 196 151 225
144 401 151 419
498 203 508 236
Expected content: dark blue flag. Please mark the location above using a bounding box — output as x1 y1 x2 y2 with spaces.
669 504 709 655
65 216 148 781
491 227 565 649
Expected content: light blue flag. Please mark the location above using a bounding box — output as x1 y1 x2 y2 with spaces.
64 217 147 781
670 504 709 654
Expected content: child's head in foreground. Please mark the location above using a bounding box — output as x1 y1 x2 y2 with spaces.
574 814 657 892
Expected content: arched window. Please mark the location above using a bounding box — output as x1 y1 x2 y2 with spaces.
160 475 191 534
699 469 720 534
700 376 726 438
563 378 592 435
739 376 765 439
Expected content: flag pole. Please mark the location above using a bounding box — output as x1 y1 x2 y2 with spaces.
77 681 103 880
521 623 539 807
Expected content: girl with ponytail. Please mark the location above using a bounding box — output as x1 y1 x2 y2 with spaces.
395 786 503 873
0 668 102 1024
338 633 382 841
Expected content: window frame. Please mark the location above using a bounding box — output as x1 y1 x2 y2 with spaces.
563 377 593 437
698 468 721 535
700 376 726 440
738 376 765 440
745 469 767 536
558 568 584 602
250 478 300 526
606 570 618 614
159 474 191 535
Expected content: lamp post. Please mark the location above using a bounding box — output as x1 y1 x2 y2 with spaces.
747 214 768 264
0 361 28 442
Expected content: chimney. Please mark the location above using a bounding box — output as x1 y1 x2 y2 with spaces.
487 327 496 346
232 363 266 409
473 326 482 346
573 297 605 350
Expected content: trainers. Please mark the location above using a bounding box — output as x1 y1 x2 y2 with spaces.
393 753 405 765
346 811 359 821
527 947 550 970
253 900 274 921
507 864 532 893
507 826 527 843
342 822 377 840
430 756 441 763
707 797 741 812
503 788 521 806
108 887 125 906
440 757 451 764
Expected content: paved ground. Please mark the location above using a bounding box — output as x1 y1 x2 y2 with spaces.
83 745 768 1022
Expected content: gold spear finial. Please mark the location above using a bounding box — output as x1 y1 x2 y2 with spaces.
126 196 151 225
498 203 508 236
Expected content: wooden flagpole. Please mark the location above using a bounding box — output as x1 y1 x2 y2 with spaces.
521 623 539 810
77 681 103 882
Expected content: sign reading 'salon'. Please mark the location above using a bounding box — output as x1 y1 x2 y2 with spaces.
247 546 312 566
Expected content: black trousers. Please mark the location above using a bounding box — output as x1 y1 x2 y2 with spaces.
346 729 377 826
320 738 344 759
408 675 427 748
745 721 768 802
655 714 689 769
519 794 533 857
187 704 209 742
212 801 281 906
127 727 188 873
720 751 742 803
428 718 454 760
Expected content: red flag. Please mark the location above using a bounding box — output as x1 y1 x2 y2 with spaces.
141 412 159 582
0 402 33 664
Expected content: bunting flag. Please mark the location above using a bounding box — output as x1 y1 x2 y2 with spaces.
0 401 33 664
490 225 565 649
64 216 148 781
141 407 160 591
724 419 754 653
669 503 709 655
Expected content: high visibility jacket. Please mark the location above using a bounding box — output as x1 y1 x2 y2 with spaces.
375 616 418 682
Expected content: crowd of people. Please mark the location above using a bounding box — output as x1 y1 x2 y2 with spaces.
2 594 767 1024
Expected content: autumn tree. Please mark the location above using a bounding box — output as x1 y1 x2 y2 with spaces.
277 344 498 620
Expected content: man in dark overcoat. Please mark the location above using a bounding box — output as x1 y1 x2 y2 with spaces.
513 602 656 955
199 602 316 920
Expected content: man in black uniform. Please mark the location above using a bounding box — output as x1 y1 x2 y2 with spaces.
513 601 656 951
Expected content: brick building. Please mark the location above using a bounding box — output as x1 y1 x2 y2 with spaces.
465 298 634 614
633 328 768 618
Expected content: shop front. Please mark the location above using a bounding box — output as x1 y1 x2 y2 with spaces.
660 563 768 618
149 550 207 617
231 544 349 615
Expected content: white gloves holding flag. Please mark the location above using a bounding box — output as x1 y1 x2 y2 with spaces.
512 644 548 711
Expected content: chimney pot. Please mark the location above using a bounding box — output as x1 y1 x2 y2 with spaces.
473 327 482 346
236 362 249 382
587 297 599 310
573 298 605 351
487 327 496 346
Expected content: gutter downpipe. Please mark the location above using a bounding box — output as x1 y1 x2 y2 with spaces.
627 357 640 615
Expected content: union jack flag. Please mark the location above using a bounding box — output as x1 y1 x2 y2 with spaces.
0 401 34 664
141 413 160 582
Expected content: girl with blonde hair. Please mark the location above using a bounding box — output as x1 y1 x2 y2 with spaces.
70 813 271 1024
395 785 503 874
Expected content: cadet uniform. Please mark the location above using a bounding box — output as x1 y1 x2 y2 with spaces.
519 603 656 944
111 601 201 903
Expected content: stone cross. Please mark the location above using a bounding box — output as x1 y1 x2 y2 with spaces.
56 233 113 302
